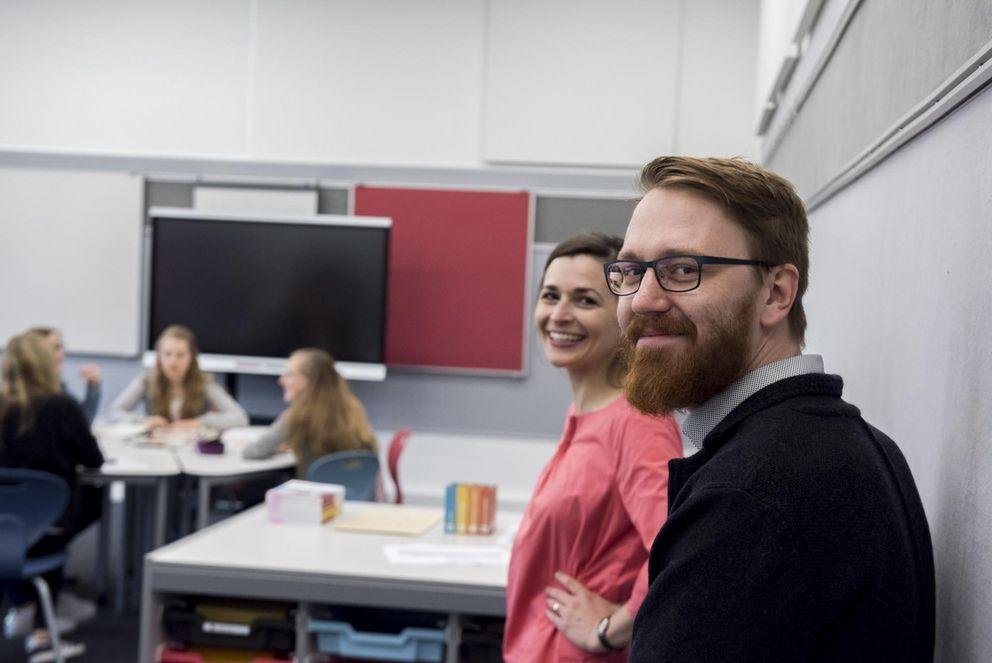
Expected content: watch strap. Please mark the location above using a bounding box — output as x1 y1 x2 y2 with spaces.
597 615 623 652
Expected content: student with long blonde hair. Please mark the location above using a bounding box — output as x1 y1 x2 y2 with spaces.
1 332 104 661
243 348 377 476
109 325 247 429
28 326 101 424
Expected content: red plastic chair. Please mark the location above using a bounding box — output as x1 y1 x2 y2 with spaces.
387 429 412 504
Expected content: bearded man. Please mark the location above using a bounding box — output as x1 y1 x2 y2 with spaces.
606 157 935 662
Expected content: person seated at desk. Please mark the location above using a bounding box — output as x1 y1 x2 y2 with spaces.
108 324 247 430
0 332 104 662
28 326 101 424
503 233 683 661
242 348 377 477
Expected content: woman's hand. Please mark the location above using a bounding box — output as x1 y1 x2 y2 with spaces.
145 415 169 429
79 364 101 385
170 418 200 429
544 572 621 652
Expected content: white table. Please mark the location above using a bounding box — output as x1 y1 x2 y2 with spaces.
171 428 296 530
90 424 184 547
85 424 184 610
139 502 520 663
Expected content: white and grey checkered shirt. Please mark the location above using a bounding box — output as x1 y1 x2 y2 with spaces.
680 354 825 450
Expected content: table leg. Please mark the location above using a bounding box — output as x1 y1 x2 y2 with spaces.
296 602 312 662
112 482 127 614
445 612 462 663
154 477 168 548
95 483 110 599
197 478 212 530
138 563 164 663
130 487 148 611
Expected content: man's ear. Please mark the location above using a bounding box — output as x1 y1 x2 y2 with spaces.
758 264 799 330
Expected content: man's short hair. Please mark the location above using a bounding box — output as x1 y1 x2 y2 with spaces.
639 156 810 342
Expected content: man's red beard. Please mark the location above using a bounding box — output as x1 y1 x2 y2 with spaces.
619 295 757 415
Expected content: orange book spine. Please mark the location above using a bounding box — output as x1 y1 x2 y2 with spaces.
468 484 481 534
479 485 496 535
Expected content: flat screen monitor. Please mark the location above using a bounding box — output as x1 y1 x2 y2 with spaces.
146 207 390 380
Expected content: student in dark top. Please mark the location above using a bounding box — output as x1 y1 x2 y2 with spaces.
1 332 104 662
28 326 102 424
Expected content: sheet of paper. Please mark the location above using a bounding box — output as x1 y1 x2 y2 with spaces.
94 422 147 440
382 543 510 566
101 456 152 472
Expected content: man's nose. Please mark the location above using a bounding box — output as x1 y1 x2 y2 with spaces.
630 268 674 315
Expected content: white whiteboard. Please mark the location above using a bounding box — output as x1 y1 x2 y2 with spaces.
0 168 143 355
193 186 318 215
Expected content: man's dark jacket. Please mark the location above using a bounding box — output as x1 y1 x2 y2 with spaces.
630 373 935 662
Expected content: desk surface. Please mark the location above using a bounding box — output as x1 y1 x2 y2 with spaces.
93 424 295 478
93 425 181 478
178 427 296 477
145 502 519 615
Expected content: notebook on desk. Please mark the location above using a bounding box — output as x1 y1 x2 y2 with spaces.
333 505 442 536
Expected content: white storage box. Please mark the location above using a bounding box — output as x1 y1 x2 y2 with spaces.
266 480 345 524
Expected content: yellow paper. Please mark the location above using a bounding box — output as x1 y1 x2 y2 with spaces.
333 506 442 536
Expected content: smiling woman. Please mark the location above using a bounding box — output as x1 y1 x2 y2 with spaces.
503 233 684 662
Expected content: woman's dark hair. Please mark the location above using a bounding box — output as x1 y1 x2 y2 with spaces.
541 231 626 388
542 231 624 277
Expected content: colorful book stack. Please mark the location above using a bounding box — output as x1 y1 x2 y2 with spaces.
444 483 497 535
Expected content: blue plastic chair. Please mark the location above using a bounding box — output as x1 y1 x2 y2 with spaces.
0 469 70 663
306 450 380 501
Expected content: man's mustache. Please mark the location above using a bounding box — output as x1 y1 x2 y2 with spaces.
623 313 697 346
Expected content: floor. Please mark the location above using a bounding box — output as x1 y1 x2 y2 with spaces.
0 607 139 663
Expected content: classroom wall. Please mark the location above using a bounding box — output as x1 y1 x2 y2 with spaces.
0 0 759 168
759 0 992 659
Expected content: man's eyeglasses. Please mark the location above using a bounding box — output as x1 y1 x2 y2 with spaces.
603 255 770 295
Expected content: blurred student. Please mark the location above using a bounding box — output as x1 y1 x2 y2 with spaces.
1 332 104 661
108 325 247 429
243 348 377 477
503 233 683 661
28 326 101 423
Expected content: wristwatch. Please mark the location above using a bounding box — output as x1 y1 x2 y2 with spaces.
596 615 623 652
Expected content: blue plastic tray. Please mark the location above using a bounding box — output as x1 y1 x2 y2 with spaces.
309 619 445 662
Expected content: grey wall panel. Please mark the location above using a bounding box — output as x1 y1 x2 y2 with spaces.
318 188 350 215
146 181 194 209
535 196 636 243
768 0 992 198
803 86 992 662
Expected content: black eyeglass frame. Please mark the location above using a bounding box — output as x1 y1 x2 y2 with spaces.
603 255 771 295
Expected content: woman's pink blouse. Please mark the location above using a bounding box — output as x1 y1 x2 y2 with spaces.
503 396 683 661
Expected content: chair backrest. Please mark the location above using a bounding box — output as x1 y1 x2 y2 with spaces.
0 469 69 577
306 450 380 501
387 429 412 504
